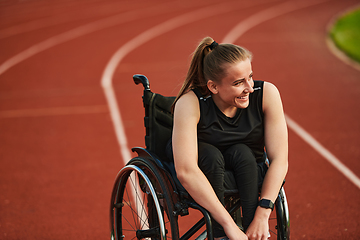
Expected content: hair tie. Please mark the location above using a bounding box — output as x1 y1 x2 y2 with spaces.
209 41 219 50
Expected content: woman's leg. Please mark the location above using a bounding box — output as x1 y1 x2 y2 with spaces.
223 144 259 231
197 142 226 238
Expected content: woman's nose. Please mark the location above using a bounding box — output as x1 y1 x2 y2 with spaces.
245 79 254 93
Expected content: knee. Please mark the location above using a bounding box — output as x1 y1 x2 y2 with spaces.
224 144 257 169
198 142 225 174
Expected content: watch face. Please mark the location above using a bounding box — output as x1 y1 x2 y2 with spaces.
259 199 274 210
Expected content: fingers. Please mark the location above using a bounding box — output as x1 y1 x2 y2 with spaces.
246 232 268 240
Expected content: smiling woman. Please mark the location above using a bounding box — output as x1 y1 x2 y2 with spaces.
168 37 288 240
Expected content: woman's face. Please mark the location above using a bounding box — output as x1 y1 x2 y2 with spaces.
209 58 254 114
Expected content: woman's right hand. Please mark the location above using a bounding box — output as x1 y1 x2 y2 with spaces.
223 222 248 240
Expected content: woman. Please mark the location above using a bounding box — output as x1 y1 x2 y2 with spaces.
170 37 288 240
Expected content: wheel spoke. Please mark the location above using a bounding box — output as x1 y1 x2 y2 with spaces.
111 160 179 239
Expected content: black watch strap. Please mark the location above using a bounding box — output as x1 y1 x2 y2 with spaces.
258 199 274 210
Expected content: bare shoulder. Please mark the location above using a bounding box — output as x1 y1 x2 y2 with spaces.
177 90 198 104
174 90 200 121
263 81 283 112
174 91 199 113
263 81 280 97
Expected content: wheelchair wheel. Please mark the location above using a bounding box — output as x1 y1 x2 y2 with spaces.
269 187 290 240
110 157 179 239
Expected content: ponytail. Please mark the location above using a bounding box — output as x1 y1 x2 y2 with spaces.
172 37 214 112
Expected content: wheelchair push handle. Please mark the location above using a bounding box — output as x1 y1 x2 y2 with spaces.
133 74 150 91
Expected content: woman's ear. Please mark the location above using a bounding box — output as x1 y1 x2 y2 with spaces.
207 80 218 94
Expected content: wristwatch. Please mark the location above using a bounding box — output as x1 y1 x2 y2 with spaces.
258 199 274 211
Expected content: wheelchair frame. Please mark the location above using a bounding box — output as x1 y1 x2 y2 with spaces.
110 74 290 240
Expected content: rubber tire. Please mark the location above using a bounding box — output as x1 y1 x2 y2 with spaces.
110 157 179 239
274 187 290 240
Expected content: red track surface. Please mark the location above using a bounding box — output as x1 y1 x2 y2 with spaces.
1 0 359 239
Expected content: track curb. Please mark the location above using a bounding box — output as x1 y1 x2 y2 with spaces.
325 4 360 71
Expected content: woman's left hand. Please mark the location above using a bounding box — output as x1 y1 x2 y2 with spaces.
245 207 271 240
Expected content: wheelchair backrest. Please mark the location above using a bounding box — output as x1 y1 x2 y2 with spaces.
133 74 175 162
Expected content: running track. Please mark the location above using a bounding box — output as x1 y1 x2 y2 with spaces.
1 0 359 239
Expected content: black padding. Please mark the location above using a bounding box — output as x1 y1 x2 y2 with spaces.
145 92 175 162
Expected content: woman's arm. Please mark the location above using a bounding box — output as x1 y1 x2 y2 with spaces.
173 91 247 240
261 82 288 204
246 82 288 240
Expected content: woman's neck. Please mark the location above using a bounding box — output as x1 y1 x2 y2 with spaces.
211 94 238 118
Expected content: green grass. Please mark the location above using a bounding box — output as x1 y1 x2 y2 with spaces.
330 7 360 63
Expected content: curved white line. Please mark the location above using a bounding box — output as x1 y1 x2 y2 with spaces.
101 1 245 163
0 4 134 40
0 12 97 40
222 0 360 189
0 1 194 76
223 0 329 43
101 2 244 89
0 13 134 75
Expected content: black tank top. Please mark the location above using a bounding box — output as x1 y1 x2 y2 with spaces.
193 80 265 162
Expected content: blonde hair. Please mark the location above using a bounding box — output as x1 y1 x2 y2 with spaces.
172 37 252 110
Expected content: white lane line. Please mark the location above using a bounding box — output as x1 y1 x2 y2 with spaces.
101 1 261 164
222 0 329 43
0 3 131 40
0 1 196 76
286 115 360 189
222 0 360 189
0 12 136 75
101 2 241 88
0 10 97 40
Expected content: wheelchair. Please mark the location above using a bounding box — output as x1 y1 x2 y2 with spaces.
110 74 290 240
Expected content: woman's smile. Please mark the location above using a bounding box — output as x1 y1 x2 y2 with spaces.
237 94 249 101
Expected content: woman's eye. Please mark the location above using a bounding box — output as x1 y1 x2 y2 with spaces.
234 81 243 86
